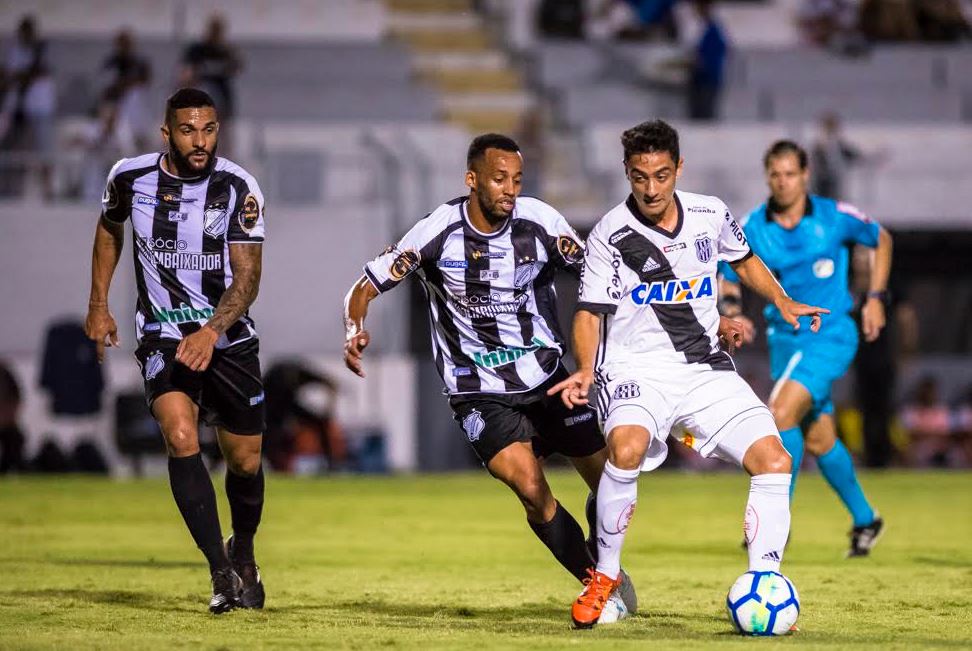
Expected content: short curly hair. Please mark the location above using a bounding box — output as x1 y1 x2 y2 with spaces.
621 119 679 165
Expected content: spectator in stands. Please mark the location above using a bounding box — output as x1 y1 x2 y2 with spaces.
1 16 56 200
0 359 25 473
102 29 152 153
900 376 954 466
589 0 680 41
180 15 242 151
687 0 728 121
914 0 972 41
798 0 865 51
859 0 921 41
811 112 860 199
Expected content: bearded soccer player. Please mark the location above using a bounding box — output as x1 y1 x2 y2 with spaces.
85 88 267 613
549 120 829 628
343 133 651 620
719 140 891 557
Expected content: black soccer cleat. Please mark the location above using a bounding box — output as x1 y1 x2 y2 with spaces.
209 567 242 614
227 536 265 609
847 516 885 558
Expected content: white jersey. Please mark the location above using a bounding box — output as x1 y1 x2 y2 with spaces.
364 196 584 395
578 190 751 373
102 153 266 348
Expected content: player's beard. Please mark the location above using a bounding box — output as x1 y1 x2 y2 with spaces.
475 188 514 225
166 135 218 179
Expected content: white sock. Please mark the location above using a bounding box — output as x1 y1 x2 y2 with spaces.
745 473 792 572
594 461 640 581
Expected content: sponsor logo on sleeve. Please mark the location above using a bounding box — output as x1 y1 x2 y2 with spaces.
389 249 421 280
558 235 584 264
136 195 159 206
239 193 260 233
609 227 634 245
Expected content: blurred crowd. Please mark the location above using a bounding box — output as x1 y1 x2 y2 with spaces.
0 13 242 201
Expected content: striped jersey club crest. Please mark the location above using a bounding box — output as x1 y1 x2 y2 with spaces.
695 236 713 263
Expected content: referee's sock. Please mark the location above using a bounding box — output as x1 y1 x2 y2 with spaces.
817 439 875 527
168 453 230 573
529 501 594 583
778 427 804 500
225 464 265 560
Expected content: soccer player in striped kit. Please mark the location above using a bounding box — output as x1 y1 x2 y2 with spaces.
85 88 266 613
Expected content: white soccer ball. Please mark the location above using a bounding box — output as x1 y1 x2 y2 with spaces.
598 593 629 624
726 571 800 635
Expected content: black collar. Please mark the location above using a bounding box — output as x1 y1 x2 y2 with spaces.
767 194 814 221
625 192 683 239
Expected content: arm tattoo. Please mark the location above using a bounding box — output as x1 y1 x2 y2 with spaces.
207 243 262 335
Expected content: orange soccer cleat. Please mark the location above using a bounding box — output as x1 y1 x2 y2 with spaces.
571 568 620 629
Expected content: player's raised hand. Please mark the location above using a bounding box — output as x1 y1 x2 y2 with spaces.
546 368 593 410
775 296 830 333
176 325 219 372
84 304 120 363
344 331 370 378
718 315 755 355
861 296 886 342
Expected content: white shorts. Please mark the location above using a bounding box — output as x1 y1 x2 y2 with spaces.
596 363 779 472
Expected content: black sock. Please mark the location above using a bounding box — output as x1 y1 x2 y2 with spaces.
225 464 264 561
529 501 595 582
168 453 229 573
585 491 599 564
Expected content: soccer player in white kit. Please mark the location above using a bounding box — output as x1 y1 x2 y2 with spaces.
548 120 830 628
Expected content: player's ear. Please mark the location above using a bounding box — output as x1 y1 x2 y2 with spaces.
465 169 476 192
675 156 684 179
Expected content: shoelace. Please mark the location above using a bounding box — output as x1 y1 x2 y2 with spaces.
578 568 614 608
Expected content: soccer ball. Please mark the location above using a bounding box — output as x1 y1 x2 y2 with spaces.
726 571 800 635
598 593 628 624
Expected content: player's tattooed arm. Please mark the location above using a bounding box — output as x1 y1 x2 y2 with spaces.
176 243 261 372
207 243 263 335
343 276 380 378
731 254 830 332
85 217 125 362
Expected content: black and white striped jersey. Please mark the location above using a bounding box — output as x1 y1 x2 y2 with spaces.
364 196 584 395
578 190 752 372
101 152 266 348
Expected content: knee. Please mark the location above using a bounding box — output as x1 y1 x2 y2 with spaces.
226 451 261 477
164 423 199 457
760 450 793 475
610 441 646 471
804 431 835 457
770 403 801 430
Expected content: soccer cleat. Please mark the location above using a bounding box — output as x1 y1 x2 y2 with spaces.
571 568 620 629
209 567 242 614
847 516 884 558
226 536 265 609
616 569 638 615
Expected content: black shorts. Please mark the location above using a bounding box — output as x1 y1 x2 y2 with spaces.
449 365 605 465
135 337 265 435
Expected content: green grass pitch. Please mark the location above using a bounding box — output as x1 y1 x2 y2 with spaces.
1 470 970 649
